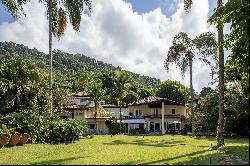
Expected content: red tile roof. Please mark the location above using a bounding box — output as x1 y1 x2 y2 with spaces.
66 91 89 97
129 96 184 106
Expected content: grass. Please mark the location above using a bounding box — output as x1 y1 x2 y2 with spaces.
0 135 248 165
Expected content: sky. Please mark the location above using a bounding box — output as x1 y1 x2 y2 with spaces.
0 0 229 92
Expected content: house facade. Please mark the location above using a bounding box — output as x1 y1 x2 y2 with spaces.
62 91 109 133
102 104 129 119
62 92 128 134
123 96 187 134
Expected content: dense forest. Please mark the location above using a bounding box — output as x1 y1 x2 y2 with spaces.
0 41 161 88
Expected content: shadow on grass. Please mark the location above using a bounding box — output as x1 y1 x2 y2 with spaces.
31 156 87 165
177 145 249 165
122 145 249 165
103 139 185 148
220 145 249 160
122 149 211 165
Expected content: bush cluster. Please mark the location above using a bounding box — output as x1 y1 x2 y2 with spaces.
105 119 122 135
0 110 88 144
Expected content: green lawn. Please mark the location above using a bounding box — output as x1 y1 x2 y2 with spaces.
0 135 248 165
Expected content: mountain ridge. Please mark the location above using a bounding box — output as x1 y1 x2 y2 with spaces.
0 41 161 88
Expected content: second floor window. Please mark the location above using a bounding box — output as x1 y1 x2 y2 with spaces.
172 109 176 115
151 108 159 116
135 109 142 117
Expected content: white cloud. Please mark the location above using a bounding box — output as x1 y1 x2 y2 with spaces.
0 0 216 92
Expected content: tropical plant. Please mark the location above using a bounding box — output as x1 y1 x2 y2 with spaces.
207 0 226 147
0 110 88 144
0 0 92 114
0 55 46 115
111 70 139 133
184 0 227 147
105 119 121 135
209 0 249 95
165 32 217 136
77 71 106 133
194 86 249 138
157 80 190 104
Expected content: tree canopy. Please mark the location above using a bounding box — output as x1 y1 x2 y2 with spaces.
156 80 190 104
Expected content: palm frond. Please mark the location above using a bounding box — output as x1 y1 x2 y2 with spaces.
165 32 193 77
56 7 67 38
184 0 193 12
0 0 28 17
193 32 218 61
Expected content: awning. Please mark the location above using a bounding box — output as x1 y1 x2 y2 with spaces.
117 119 145 124
172 121 181 123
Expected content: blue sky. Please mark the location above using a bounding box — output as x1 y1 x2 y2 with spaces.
0 0 216 23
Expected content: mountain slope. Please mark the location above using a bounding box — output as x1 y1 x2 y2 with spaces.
0 41 161 88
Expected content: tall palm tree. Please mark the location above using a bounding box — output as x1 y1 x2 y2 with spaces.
165 32 216 136
1 0 92 115
215 0 225 147
183 0 225 147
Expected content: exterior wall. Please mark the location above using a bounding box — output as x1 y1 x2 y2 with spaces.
86 118 109 133
103 107 128 118
127 103 187 133
164 105 186 116
128 104 186 117
84 108 95 118
128 105 149 117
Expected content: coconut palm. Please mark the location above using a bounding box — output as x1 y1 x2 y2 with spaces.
165 32 217 136
1 0 92 114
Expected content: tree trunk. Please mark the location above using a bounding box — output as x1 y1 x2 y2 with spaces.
48 0 53 115
94 101 97 134
119 103 122 134
216 0 225 147
190 57 195 136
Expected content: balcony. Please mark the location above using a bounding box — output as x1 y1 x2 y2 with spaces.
126 114 186 119
144 114 185 118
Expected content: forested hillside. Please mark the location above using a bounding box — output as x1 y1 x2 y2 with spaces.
0 42 161 88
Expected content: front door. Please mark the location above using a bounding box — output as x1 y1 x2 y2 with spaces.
150 122 154 132
155 123 160 132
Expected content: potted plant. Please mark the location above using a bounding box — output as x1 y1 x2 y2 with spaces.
8 132 22 146
18 133 31 145
0 124 11 147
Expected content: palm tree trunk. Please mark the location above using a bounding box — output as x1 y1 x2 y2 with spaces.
190 57 195 136
48 0 53 115
216 0 225 147
119 102 122 134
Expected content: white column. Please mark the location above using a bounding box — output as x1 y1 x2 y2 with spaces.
162 101 165 134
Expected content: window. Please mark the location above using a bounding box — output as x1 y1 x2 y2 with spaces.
89 124 95 129
155 123 160 132
75 112 83 116
176 123 180 130
171 109 176 115
151 108 159 116
135 109 142 117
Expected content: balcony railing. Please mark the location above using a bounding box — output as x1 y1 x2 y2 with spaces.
126 114 185 119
